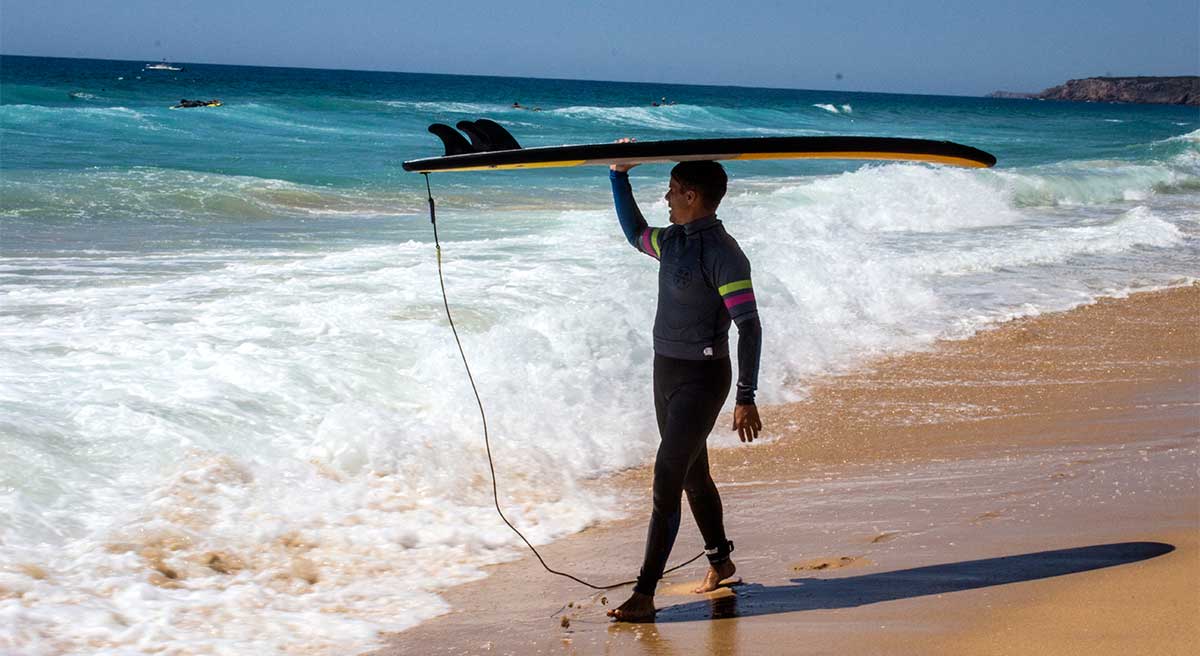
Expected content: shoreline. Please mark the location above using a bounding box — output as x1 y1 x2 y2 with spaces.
372 284 1198 655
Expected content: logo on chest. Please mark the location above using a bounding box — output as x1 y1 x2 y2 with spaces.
671 265 694 290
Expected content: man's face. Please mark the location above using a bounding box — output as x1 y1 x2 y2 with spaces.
665 176 697 224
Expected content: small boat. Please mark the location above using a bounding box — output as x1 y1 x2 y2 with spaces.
145 61 184 71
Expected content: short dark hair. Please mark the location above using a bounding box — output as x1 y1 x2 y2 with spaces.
671 161 727 210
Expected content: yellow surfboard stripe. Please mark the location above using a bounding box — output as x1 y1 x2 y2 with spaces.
415 160 588 172
731 151 991 168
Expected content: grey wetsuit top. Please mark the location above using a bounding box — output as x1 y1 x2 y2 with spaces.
611 169 762 404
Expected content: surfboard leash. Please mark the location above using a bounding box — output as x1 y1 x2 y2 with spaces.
422 173 705 591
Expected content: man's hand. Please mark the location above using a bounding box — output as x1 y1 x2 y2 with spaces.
610 137 639 173
732 403 762 443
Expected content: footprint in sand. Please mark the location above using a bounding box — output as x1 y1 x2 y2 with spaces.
867 531 902 544
791 555 872 571
972 510 1004 523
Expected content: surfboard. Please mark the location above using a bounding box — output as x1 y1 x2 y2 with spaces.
402 119 997 173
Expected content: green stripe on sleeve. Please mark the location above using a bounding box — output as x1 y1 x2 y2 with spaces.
651 228 662 257
718 279 753 296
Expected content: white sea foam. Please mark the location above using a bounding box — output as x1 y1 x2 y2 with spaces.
808 103 852 115
0 104 150 124
379 100 500 115
1161 127 1200 143
776 164 1024 231
0 168 422 220
996 158 1196 206
895 206 1183 275
547 104 708 131
543 104 790 134
1 229 637 653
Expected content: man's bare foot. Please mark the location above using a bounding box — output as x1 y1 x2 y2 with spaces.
606 591 656 622
692 560 737 593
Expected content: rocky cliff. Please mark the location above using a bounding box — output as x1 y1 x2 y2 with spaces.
989 76 1199 106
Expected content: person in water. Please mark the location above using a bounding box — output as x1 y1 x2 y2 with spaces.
606 153 763 622
173 99 222 108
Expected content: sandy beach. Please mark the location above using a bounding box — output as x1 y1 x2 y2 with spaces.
370 283 1199 655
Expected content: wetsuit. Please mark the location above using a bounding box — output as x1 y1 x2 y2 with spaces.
610 169 762 596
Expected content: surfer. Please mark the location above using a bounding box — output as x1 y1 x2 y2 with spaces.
605 152 763 622
171 99 222 109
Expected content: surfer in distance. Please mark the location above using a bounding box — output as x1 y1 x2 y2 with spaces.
606 141 763 622
172 98 223 109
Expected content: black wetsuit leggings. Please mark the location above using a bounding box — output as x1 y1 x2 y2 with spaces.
635 354 734 596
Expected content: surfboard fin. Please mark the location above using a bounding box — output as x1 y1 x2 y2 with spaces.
474 119 522 150
456 120 498 152
428 123 476 157
427 119 522 157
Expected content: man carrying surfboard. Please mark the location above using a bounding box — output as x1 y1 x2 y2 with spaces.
606 154 763 622
401 121 994 621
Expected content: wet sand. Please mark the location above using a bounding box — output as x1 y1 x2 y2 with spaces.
370 284 1199 656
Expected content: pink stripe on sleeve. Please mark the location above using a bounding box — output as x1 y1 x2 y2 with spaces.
640 229 656 258
723 291 755 310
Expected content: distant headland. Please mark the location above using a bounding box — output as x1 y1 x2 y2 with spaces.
989 76 1198 106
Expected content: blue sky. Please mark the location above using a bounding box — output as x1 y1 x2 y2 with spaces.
1 0 1196 95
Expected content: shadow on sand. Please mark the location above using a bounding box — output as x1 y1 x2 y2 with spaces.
655 542 1174 622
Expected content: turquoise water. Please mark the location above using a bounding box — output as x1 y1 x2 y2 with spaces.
1 55 1197 654
3 55 1195 247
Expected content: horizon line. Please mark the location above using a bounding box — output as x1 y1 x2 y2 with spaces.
0 51 1021 100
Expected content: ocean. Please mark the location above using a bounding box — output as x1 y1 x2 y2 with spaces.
1 55 1196 655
